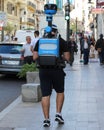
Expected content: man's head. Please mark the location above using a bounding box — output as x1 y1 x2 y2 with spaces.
51 24 58 37
100 34 103 38
34 30 39 38
26 36 31 43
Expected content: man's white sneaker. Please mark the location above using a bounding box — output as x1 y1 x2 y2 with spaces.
55 114 64 124
43 119 50 127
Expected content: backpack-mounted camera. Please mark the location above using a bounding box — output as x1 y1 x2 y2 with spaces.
37 4 65 68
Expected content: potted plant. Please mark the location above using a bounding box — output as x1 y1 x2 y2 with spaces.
17 63 39 83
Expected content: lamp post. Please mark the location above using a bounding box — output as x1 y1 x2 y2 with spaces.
1 26 4 41
76 17 77 43
65 0 70 44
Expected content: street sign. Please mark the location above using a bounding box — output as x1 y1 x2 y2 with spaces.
0 12 7 27
97 0 104 6
0 27 2 31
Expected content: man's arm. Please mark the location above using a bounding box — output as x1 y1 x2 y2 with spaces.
30 40 34 53
33 51 38 61
33 41 39 61
63 51 70 62
30 45 34 53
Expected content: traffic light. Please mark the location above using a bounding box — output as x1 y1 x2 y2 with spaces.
65 4 70 20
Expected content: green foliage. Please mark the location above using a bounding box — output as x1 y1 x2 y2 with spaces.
24 28 34 30
70 22 76 33
3 22 14 34
17 63 38 78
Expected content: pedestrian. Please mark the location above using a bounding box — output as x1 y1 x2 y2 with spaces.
79 33 84 62
90 35 96 47
14 37 18 43
95 34 104 65
81 35 90 65
4 33 10 41
68 36 78 66
21 36 33 64
11 34 14 41
33 25 70 127
30 30 40 53
89 35 96 58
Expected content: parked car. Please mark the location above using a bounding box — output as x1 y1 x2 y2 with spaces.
0 42 24 74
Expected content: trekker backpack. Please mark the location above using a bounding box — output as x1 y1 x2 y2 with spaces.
37 38 60 67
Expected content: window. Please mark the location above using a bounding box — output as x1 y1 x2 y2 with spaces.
7 2 12 14
0 44 22 54
14 6 17 16
0 0 4 11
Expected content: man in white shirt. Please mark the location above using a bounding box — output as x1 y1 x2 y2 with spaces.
30 30 40 53
21 36 33 64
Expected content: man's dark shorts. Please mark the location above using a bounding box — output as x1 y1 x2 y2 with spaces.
39 68 66 97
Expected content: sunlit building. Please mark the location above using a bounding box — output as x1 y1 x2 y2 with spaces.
0 0 45 34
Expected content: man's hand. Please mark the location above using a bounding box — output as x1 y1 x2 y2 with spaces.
97 48 101 52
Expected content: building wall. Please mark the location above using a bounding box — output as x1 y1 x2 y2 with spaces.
39 13 66 40
97 1 104 39
0 0 45 34
97 14 104 39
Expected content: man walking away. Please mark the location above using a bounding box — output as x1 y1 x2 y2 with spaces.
33 25 70 127
95 34 104 65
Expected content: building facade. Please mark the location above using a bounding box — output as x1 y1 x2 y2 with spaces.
0 0 45 34
96 0 104 39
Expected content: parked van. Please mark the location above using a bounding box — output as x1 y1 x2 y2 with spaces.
15 30 35 43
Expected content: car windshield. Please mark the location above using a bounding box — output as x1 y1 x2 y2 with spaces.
0 44 22 54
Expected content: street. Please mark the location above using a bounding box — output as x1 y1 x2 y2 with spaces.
0 74 25 112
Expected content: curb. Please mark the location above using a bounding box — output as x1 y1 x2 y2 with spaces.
0 95 22 120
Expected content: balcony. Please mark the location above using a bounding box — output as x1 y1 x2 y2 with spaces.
27 1 36 12
15 0 26 5
36 10 44 14
15 0 26 8
27 18 35 25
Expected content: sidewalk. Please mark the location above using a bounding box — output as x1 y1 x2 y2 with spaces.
0 54 104 130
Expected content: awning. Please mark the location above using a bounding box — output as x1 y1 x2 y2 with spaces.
97 0 104 6
91 8 104 14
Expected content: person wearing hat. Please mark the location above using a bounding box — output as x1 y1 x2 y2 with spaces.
95 34 104 65
33 24 70 127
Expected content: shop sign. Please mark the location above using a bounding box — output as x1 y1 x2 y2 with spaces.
91 8 104 14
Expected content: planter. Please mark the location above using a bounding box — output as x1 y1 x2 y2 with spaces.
26 71 40 84
21 83 42 102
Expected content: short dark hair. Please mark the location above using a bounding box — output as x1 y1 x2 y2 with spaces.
100 34 103 38
34 30 39 36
